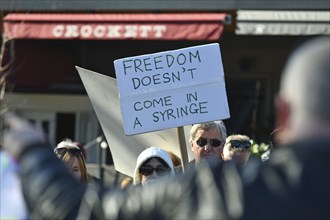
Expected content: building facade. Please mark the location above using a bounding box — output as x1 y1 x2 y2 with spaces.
1 0 329 164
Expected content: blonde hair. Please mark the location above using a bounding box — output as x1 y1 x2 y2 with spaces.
120 176 133 190
225 134 251 153
166 150 181 167
54 139 90 183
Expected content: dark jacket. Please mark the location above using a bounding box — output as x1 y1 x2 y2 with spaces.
18 139 330 219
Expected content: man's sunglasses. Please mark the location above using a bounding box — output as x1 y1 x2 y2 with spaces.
230 140 251 149
196 137 222 148
139 166 170 176
54 147 82 156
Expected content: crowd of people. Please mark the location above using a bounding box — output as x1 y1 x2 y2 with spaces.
1 36 329 219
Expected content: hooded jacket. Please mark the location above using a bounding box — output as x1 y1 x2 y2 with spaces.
133 146 175 185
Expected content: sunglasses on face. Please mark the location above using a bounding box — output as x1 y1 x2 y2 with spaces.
139 166 170 176
54 147 82 156
196 137 222 148
230 140 251 149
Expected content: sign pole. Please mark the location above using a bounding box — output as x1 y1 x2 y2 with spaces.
177 126 189 173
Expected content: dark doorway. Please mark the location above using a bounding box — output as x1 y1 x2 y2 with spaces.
56 113 75 143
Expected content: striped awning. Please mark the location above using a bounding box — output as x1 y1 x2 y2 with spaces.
236 10 330 35
3 13 229 40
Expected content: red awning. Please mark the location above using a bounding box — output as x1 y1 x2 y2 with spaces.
3 13 228 40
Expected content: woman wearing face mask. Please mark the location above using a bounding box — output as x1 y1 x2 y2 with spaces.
133 146 175 186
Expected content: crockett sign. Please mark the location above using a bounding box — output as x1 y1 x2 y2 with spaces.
52 25 167 39
3 13 226 40
114 43 230 135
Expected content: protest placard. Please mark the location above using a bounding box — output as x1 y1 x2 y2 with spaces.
114 43 230 135
76 66 193 176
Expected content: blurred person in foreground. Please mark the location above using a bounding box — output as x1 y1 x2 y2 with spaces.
2 36 329 219
0 147 28 219
242 36 329 218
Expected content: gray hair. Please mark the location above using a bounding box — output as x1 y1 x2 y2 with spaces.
280 36 330 122
189 120 227 142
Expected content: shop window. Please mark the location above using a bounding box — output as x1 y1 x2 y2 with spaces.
224 75 273 142
56 113 75 143
17 110 56 146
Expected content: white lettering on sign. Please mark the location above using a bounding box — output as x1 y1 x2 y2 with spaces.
124 25 138 38
139 25 152 38
153 26 167 38
52 25 167 39
52 25 64 37
107 26 121 37
81 26 93 37
65 25 79 38
94 25 106 38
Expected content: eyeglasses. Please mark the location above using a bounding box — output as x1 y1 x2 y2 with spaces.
54 147 82 156
196 137 222 148
139 166 170 176
230 140 251 149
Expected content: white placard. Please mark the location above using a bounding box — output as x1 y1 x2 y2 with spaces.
114 43 230 135
76 66 194 177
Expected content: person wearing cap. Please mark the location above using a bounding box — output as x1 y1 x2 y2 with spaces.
54 139 90 183
133 146 175 186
